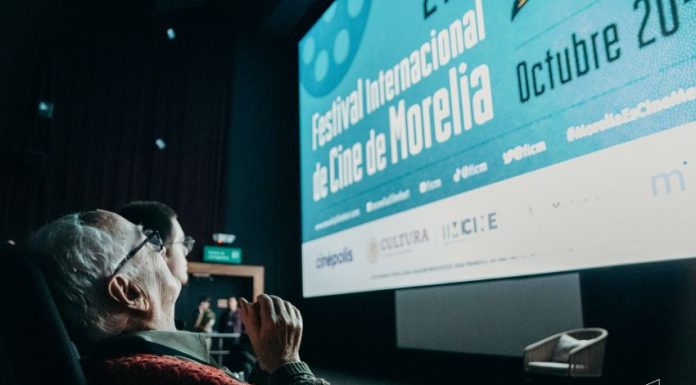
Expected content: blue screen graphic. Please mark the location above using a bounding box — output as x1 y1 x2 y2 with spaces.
299 0 696 297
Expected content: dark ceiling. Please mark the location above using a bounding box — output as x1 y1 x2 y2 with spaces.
152 0 332 43
3 0 333 51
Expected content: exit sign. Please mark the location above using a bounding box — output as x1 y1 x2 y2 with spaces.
203 246 242 264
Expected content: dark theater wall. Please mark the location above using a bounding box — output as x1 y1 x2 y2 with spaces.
1 0 303 298
221 29 302 300
581 261 696 385
1 2 233 264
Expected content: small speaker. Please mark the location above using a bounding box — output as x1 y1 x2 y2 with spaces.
155 138 167 150
37 100 54 118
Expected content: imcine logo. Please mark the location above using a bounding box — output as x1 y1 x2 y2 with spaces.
442 212 498 241
315 247 354 269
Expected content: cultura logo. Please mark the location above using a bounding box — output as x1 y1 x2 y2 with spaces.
366 229 430 263
367 238 379 264
315 247 354 269
511 0 530 21
379 229 430 252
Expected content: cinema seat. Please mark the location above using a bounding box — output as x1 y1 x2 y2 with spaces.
0 339 17 385
0 246 87 385
524 328 608 378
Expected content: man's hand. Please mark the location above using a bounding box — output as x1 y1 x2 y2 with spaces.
240 294 303 373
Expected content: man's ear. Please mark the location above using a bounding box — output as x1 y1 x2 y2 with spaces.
107 275 150 313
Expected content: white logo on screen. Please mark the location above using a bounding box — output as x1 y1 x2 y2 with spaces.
368 229 430 261
367 239 379 264
502 141 546 165
442 212 498 241
380 229 429 251
315 247 354 269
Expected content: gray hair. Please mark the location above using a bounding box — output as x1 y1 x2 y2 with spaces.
28 212 136 346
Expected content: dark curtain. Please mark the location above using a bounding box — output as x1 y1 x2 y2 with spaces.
1 5 234 261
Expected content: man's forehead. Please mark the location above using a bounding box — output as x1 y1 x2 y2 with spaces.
86 210 144 240
113 220 145 247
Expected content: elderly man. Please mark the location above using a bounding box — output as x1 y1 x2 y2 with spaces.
29 210 327 385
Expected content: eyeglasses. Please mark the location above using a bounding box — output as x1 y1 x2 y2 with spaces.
165 236 195 255
111 230 164 277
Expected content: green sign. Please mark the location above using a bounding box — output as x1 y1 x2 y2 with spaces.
203 246 242 264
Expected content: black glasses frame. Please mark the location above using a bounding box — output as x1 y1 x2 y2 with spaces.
111 230 164 277
165 235 195 255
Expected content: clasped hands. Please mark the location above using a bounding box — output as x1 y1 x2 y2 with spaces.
239 294 303 373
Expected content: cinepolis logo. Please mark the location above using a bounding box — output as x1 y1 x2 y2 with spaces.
315 247 354 269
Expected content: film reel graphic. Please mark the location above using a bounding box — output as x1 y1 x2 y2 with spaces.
300 0 372 97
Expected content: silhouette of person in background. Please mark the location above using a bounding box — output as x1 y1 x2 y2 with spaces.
194 296 216 333
219 296 242 334
219 296 255 377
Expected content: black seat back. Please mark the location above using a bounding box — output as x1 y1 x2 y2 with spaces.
0 338 18 385
0 246 87 385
